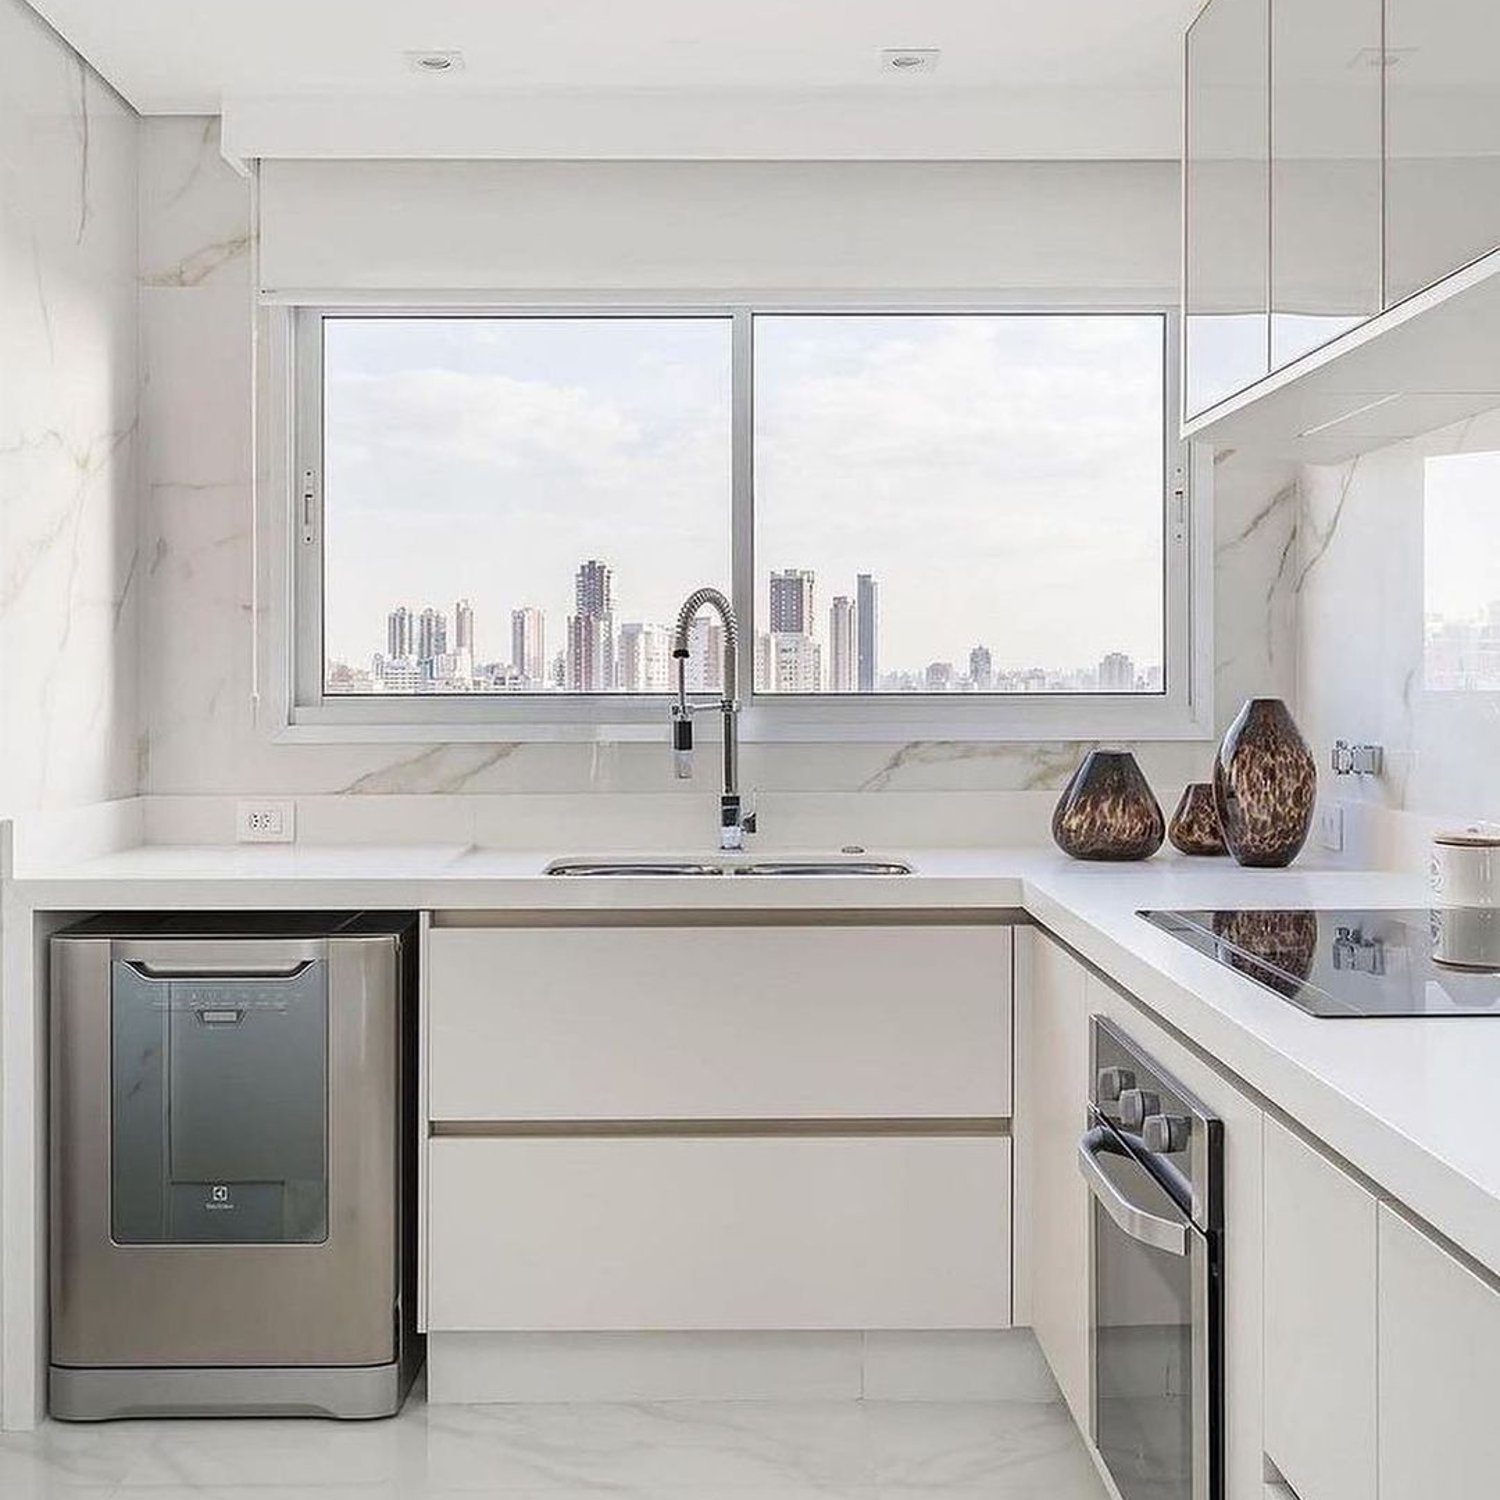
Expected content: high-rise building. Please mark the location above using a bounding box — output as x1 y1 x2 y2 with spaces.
387 606 412 660
567 613 611 692
969 644 994 691
828 596 856 692
417 607 448 665
1099 652 1136 691
769 569 815 634
685 616 724 693
454 599 474 653
856 574 879 692
617 622 672 692
575 559 613 617
759 632 822 693
511 607 545 685
570 559 615 690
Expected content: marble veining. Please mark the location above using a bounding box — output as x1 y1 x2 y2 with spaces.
135 117 1297 799
0 1395 1106 1497
0 0 140 815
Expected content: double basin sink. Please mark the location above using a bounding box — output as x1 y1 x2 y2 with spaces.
547 856 912 877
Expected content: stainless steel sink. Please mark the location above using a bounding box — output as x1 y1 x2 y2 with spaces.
736 860 912 876
546 860 726 876
545 857 911 877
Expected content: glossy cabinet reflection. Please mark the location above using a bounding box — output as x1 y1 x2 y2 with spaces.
1385 0 1500 306
1270 0 1382 367
1185 0 1268 417
1185 0 1500 424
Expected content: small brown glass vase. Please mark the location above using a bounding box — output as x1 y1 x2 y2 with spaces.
1213 698 1317 868
1168 782 1227 856
1052 749 1165 861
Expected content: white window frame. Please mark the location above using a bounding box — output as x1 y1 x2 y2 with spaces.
269 295 1213 744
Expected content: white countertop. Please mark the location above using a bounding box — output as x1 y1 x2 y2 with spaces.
11 842 1497 1278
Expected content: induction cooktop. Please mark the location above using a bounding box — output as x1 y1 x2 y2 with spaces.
1140 908 1500 1018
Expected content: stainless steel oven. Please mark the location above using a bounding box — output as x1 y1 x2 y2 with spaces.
1080 1016 1223 1500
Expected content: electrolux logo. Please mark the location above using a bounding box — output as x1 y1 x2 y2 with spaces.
206 1184 233 1211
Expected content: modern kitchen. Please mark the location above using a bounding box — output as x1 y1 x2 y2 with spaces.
2 1 1498 1498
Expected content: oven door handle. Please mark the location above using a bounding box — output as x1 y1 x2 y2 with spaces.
1078 1128 1189 1257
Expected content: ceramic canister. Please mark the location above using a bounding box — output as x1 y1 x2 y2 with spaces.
1430 825 1500 907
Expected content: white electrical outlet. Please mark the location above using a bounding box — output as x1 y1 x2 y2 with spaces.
236 800 295 843
1316 802 1345 853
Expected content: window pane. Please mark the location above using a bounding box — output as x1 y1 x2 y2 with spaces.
752 314 1166 694
1424 450 1500 691
322 317 731 695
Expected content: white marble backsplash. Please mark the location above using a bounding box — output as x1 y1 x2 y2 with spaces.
0 0 139 814
135 116 1299 801
1298 405 1500 833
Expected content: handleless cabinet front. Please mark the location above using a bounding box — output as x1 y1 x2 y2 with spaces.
1262 1117 1378 1500
1269 0 1382 367
1384 0 1500 308
1378 1204 1500 1499
1185 0 1270 417
426 923 1011 1123
427 1133 1011 1331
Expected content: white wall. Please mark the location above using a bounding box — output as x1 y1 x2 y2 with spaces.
142 127 1297 800
0 0 139 815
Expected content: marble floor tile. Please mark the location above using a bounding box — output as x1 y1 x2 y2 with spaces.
0 1396 1104 1499
864 1400 1105 1495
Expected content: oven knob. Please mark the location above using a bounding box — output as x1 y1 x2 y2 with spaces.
1143 1113 1192 1154
1120 1088 1160 1129
1097 1067 1136 1102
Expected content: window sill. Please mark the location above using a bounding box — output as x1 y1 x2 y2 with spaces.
272 696 1216 746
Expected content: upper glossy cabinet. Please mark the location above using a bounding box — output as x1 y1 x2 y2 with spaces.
1270 0 1383 367
1385 0 1500 307
1185 0 1269 417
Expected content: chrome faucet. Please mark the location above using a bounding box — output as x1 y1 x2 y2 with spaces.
670 586 756 851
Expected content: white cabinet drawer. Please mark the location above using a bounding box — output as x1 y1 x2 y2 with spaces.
427 1134 1011 1331
428 924 1011 1121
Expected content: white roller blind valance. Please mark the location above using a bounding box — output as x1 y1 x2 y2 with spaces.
256 158 1177 298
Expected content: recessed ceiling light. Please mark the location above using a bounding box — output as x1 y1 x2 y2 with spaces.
406 50 465 74
881 48 939 75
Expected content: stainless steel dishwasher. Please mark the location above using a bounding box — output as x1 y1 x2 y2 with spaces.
49 912 421 1420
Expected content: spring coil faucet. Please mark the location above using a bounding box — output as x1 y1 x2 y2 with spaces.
671 587 756 851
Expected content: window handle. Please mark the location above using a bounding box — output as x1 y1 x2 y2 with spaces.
300 467 317 544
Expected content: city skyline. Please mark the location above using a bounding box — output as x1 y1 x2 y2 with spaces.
321 314 1168 682
330 554 1163 696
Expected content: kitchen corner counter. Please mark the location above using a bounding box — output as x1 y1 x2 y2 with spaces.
6 840 1500 1383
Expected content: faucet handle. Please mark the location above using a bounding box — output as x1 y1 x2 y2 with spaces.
671 704 694 780
741 810 757 835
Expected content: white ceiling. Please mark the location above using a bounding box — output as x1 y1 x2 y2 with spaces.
28 0 1199 155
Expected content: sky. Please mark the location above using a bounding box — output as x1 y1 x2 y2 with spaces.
322 313 1166 678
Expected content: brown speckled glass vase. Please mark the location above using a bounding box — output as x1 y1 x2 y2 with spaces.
1052 749 1165 861
1213 698 1317 867
1168 782 1227 856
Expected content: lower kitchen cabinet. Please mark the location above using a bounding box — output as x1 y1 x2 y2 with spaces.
427 923 1011 1121
1015 929 1091 1428
427 1133 1011 1332
1262 1116 1379 1500
1378 1203 1500 1498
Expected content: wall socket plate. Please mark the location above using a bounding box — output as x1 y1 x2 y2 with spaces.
235 799 295 843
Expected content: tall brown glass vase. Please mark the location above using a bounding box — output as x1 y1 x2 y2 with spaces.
1213 698 1317 868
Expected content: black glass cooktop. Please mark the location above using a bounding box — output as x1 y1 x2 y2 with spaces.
1140 908 1500 1018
